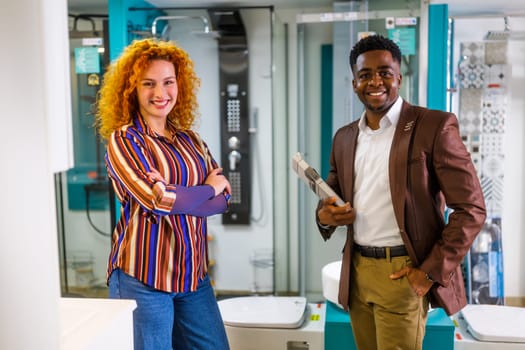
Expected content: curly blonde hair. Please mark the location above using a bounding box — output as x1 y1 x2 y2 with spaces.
96 38 200 140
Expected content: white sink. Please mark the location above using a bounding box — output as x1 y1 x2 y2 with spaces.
322 260 344 309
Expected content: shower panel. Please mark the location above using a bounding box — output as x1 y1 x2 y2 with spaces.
209 9 251 225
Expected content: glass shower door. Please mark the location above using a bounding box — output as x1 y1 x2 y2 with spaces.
57 18 112 297
295 1 422 301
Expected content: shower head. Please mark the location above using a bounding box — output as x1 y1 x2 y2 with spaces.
151 15 216 39
485 31 511 41
191 29 221 39
485 16 511 41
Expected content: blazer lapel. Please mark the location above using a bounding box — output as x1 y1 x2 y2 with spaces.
337 122 359 311
342 123 359 202
389 101 417 233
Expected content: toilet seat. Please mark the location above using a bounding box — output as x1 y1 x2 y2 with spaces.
461 304 525 343
218 296 307 329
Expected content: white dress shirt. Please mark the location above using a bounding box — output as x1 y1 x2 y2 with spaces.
353 96 404 247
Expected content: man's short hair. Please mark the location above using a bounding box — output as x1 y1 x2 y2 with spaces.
349 35 402 68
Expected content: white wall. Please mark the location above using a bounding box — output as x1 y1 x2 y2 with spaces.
452 15 525 300
0 0 71 348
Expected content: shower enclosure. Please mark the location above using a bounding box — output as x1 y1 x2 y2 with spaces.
57 14 112 297
294 0 422 300
450 15 525 306
59 5 281 297
145 6 277 295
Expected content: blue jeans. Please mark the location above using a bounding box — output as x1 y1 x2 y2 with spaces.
109 269 230 350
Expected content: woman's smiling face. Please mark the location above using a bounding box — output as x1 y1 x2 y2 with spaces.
137 59 178 122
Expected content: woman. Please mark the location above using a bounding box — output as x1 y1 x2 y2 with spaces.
96 38 231 350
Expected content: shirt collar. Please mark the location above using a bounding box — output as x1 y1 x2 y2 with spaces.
133 114 176 138
358 96 403 133
133 114 150 134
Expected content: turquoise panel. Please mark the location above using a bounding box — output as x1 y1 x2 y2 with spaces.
325 301 357 350
108 0 164 60
321 44 333 180
324 301 454 350
427 4 449 111
67 167 110 211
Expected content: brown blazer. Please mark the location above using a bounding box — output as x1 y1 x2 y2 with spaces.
318 101 486 316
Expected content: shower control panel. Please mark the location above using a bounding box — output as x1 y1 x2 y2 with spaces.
211 9 251 225
226 97 241 132
220 82 250 224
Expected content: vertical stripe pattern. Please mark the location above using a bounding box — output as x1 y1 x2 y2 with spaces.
106 116 217 292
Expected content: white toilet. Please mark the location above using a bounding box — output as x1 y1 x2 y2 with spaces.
321 261 343 309
323 260 525 349
455 304 525 349
218 296 325 350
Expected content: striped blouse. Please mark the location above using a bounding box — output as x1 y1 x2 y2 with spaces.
105 115 226 293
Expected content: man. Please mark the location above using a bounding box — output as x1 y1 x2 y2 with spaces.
316 35 486 350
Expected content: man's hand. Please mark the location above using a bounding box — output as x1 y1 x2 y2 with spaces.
317 197 355 227
390 267 434 297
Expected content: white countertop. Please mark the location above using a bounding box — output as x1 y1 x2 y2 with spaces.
60 297 136 350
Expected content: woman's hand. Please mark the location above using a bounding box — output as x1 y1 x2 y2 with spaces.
205 168 231 197
147 168 166 184
148 167 231 198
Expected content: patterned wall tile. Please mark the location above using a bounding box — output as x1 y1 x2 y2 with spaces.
485 41 508 65
460 42 485 64
459 111 482 136
482 109 505 134
480 134 503 156
482 87 507 134
460 88 483 114
459 88 483 136
459 40 507 305
458 62 485 89
482 154 505 178
481 153 505 217
471 152 482 175
462 134 483 175
485 64 508 88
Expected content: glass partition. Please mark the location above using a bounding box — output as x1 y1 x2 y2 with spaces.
58 16 112 298
296 0 422 300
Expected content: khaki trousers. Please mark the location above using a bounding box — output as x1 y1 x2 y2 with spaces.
348 250 429 350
